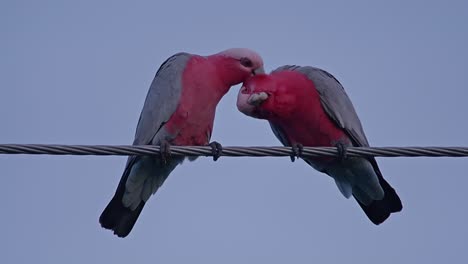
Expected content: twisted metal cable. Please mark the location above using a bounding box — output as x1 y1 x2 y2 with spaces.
1 144 468 158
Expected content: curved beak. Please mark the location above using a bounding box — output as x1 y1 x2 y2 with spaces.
237 87 269 117
247 92 269 106
252 66 265 75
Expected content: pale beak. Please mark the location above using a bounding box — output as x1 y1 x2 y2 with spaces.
247 92 269 106
252 66 265 75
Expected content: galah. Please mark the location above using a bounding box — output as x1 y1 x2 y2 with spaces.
100 48 264 237
237 65 402 224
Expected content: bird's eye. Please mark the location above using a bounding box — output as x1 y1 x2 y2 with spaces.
240 57 253 68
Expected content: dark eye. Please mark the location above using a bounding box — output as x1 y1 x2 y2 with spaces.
240 57 253 68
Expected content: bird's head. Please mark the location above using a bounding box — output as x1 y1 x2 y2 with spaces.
237 71 301 120
237 74 277 120
212 48 265 86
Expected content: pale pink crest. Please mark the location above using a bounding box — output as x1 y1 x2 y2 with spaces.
216 48 264 69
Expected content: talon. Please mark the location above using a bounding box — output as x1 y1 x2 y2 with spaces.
209 141 223 161
159 140 171 165
290 143 303 162
336 142 348 161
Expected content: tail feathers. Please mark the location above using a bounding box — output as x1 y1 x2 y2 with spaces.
99 195 145 238
334 177 352 198
99 157 145 238
355 159 402 225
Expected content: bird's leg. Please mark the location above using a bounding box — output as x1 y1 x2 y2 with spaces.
336 142 348 162
290 143 304 162
159 139 172 165
208 141 223 161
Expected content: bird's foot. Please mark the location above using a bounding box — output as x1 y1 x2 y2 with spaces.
159 139 172 165
336 142 348 162
290 143 304 162
208 141 223 161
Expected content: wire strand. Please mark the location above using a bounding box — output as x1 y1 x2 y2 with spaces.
1 144 468 158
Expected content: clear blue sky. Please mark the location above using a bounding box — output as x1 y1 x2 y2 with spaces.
1 0 467 263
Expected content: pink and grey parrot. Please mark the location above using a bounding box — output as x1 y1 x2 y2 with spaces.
237 65 402 224
100 48 264 237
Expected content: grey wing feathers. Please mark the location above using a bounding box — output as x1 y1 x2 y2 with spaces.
269 122 290 146
273 65 369 147
99 52 192 237
132 52 192 145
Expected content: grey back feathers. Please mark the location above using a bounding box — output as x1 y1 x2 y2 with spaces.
133 53 192 146
99 53 192 236
122 53 191 210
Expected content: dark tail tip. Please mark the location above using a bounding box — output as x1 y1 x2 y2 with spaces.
356 166 402 225
99 196 145 238
356 182 402 225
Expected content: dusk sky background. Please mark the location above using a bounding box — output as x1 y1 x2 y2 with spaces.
1 0 467 263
